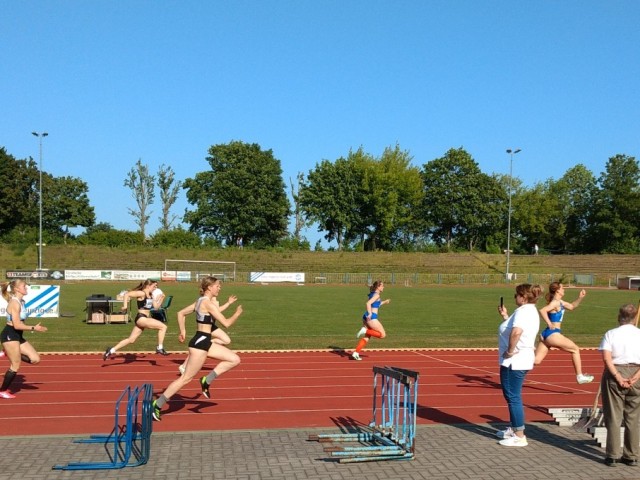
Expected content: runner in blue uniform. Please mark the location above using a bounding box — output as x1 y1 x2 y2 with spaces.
351 280 390 361
534 282 594 384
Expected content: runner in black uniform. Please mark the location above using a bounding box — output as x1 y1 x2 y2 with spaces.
152 276 243 421
102 279 169 360
0 280 48 398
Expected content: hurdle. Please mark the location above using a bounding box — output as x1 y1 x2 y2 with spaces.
309 366 419 463
52 383 153 470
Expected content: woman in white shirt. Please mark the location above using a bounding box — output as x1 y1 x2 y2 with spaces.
495 283 543 447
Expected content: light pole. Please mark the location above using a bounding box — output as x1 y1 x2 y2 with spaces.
32 131 48 271
505 148 521 282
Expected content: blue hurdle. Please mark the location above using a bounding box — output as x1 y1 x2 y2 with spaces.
52 383 153 470
309 366 419 463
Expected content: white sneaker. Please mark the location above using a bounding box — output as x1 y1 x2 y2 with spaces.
495 427 515 439
356 326 367 339
0 350 5 358
351 352 362 361
577 373 594 384
499 435 528 447
178 364 186 375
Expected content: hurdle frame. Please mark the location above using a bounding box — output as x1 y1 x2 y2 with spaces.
53 383 153 470
309 366 419 463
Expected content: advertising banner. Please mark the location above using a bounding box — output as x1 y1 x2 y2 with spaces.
0 285 60 318
249 272 305 283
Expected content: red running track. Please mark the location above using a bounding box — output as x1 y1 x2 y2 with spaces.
0 348 603 436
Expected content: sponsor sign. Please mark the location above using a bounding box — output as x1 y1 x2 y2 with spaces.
249 272 305 283
0 285 60 318
6 270 65 280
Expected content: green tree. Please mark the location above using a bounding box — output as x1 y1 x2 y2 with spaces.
124 158 155 239
550 165 598 253
47 176 95 243
359 145 424 251
588 154 640 253
421 147 505 251
183 141 290 247
0 148 38 235
157 164 182 231
299 149 368 250
150 226 201 248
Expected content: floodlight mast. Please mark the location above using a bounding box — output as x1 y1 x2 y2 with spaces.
505 148 521 282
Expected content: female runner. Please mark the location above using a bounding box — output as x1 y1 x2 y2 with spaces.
152 276 243 420
351 280 390 361
0 280 48 398
534 282 594 384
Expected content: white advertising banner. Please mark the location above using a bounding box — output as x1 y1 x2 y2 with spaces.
64 270 163 281
249 272 305 283
0 285 60 318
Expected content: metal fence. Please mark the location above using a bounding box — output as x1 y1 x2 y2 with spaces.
235 271 624 288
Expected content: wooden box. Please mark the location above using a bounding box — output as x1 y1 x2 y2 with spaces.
90 312 105 324
108 314 129 324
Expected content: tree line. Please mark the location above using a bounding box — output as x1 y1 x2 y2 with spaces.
1 142 638 254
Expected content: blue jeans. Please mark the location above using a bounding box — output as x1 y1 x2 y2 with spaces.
500 365 529 432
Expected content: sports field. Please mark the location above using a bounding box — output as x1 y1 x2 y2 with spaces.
27 282 640 353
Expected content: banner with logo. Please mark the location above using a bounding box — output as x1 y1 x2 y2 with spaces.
249 272 305 283
6 270 65 280
0 285 60 318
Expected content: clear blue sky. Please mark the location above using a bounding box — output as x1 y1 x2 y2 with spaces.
2 1 639 247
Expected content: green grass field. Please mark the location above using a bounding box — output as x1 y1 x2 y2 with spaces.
21 282 640 353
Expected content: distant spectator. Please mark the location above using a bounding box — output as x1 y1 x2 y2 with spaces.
534 244 539 255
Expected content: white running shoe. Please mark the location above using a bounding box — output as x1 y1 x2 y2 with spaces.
356 326 367 339
178 364 186 375
577 373 594 384
495 427 515 439
0 350 5 358
499 435 528 447
0 391 16 399
351 352 362 361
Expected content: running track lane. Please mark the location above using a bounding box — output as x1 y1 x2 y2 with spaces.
0 349 602 436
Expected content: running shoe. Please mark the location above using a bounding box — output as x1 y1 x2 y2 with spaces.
155 347 169 356
0 391 16 399
178 364 186 375
151 400 161 421
351 352 362 361
356 326 367 339
0 350 5 358
495 427 515 439
103 347 113 361
200 377 210 399
499 435 528 447
577 373 595 384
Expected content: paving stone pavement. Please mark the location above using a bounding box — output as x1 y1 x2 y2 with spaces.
0 422 636 480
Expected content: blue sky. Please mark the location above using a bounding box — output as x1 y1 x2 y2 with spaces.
2 1 639 247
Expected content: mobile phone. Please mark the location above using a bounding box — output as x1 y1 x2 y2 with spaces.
500 296 504 308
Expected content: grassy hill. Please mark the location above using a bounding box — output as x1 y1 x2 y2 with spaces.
2 244 640 279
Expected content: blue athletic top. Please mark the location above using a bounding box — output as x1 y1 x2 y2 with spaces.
5 297 27 324
548 304 565 324
362 292 382 319
137 295 154 310
195 297 216 326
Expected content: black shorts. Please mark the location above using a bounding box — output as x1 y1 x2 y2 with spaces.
135 312 150 327
188 331 213 352
1 325 26 344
